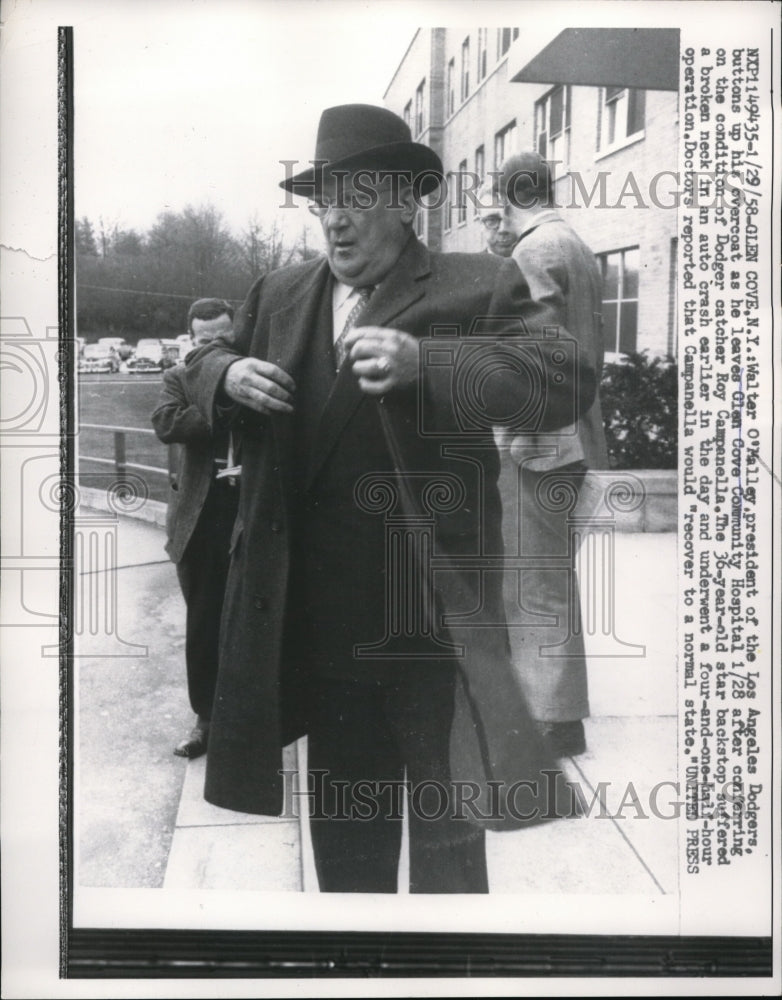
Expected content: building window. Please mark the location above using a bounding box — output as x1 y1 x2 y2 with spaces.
598 87 646 151
477 28 488 82
415 210 425 240
444 173 453 231
535 85 571 171
457 159 468 225
403 101 411 129
474 145 485 214
598 247 640 354
415 79 425 136
497 28 514 58
447 58 455 116
461 37 470 102
494 119 517 169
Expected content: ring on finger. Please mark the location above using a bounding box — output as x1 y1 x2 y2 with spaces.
376 356 390 375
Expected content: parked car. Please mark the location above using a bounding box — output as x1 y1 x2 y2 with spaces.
78 342 120 374
127 338 164 374
98 336 133 361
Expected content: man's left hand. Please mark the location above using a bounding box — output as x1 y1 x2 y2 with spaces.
343 326 419 395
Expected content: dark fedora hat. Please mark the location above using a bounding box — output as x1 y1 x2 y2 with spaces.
279 104 444 197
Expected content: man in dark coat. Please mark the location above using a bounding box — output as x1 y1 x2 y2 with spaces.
151 298 239 758
185 105 597 893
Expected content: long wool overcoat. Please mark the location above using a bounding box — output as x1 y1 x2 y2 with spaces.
184 235 596 826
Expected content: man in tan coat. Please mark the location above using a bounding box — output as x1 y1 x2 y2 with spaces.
494 152 609 758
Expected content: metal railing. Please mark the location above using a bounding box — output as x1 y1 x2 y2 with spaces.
79 423 169 478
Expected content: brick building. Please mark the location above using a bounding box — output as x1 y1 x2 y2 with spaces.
384 28 680 359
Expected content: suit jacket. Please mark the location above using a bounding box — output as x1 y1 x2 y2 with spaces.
507 210 609 472
151 364 223 563
184 234 597 821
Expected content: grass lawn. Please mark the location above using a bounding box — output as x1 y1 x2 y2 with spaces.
78 374 171 503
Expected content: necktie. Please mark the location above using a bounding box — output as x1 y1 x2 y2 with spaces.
334 285 374 371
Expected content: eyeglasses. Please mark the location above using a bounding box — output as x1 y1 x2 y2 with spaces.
479 215 502 231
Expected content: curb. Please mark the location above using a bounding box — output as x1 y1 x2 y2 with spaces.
77 485 167 529
76 473 678 534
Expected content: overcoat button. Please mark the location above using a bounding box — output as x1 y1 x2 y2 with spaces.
270 521 282 533
254 595 266 610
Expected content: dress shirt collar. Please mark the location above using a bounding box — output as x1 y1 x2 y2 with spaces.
332 280 357 312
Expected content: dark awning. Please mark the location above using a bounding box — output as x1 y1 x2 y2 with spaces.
509 28 680 92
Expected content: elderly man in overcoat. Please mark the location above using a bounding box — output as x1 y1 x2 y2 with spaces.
185 104 596 893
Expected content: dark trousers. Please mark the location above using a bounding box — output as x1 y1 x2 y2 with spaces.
175 480 238 720
305 666 488 894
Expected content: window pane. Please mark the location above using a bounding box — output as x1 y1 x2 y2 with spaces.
607 100 618 145
549 87 563 137
623 248 640 298
564 85 571 128
605 85 624 102
602 302 619 352
549 134 562 172
601 254 620 299
415 81 425 135
537 132 547 157
535 101 544 135
627 89 646 135
619 300 638 353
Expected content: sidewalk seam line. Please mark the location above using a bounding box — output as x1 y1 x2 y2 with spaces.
79 560 171 575
570 755 668 895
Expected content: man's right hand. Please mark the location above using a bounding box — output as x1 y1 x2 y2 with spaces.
222 357 296 415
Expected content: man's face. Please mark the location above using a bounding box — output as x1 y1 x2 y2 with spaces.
314 171 415 286
191 312 232 347
482 210 519 258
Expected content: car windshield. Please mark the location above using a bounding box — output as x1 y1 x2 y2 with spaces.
84 344 110 358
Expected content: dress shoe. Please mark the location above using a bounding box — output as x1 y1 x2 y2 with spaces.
173 722 209 758
537 720 586 758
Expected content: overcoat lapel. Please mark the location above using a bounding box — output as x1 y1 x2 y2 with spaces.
266 259 333 374
305 236 431 488
265 261 334 491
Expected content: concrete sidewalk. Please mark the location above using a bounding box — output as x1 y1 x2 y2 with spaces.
76 506 677 896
